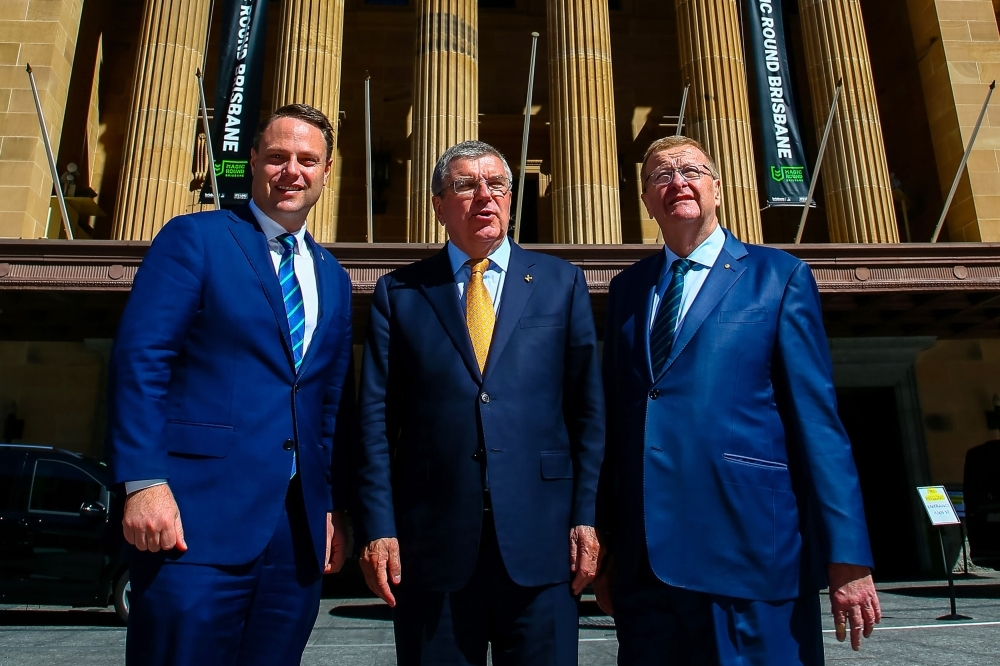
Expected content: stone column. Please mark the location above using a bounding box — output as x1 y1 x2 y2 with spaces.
800 0 898 243
409 0 478 243
905 0 1000 241
273 0 346 243
0 1 85 238
113 0 210 240
546 0 621 244
675 0 762 244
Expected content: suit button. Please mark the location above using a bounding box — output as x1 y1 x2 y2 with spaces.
293 384 300 394
472 449 483 461
283 439 294 451
480 392 490 404
649 389 659 400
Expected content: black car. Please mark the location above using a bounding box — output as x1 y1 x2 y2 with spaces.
0 444 130 621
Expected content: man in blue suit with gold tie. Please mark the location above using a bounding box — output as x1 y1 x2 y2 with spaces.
109 104 354 664
595 136 881 664
354 141 605 665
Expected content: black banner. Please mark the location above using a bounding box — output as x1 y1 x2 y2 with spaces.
743 0 812 207
201 0 270 206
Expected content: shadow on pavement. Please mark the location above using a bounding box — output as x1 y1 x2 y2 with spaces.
330 603 393 621
884 584 1000 599
0 609 122 627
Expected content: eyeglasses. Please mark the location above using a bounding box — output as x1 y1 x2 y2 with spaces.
439 175 512 197
644 164 715 189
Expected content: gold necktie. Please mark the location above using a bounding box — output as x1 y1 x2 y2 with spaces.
466 258 495 373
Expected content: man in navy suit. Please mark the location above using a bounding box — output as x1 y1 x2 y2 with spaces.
595 136 881 664
353 141 605 665
109 104 354 665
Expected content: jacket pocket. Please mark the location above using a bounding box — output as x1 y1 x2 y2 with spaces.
722 452 787 470
164 421 236 458
540 451 573 479
520 314 563 328
718 309 768 323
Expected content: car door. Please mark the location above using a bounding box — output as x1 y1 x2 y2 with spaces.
0 448 29 600
24 457 109 602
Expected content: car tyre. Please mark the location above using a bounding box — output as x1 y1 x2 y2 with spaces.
113 568 130 624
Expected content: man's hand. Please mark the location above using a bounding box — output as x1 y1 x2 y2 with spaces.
828 563 881 651
360 537 401 607
324 511 347 574
592 547 614 616
569 525 599 596
122 484 187 553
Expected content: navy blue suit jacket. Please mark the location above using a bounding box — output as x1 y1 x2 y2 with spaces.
598 230 872 601
108 205 354 570
354 243 605 591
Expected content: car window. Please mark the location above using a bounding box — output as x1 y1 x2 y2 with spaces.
28 459 103 514
0 449 26 511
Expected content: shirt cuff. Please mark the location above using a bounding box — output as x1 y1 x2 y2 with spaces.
124 479 168 494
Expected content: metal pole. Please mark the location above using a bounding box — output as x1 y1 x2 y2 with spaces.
939 530 959 618
365 73 374 244
26 64 73 240
514 32 540 244
196 69 221 210
675 84 690 136
932 80 995 243
795 78 842 244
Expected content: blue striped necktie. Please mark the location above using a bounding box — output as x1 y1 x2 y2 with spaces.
277 233 304 478
277 233 305 371
650 258 695 375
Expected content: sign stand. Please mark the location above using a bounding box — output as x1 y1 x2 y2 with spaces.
917 486 972 621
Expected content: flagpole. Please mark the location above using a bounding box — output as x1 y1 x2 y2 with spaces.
514 32 540 244
26 64 73 240
795 78 842 244
932 80 995 243
196 69 221 210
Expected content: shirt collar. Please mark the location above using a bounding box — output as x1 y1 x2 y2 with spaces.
661 224 725 277
448 235 511 277
249 200 309 251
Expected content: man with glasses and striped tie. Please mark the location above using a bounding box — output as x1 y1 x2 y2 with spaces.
353 140 605 665
109 104 354 665
595 136 881 665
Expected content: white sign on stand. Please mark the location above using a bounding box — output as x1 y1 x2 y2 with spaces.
917 486 962 526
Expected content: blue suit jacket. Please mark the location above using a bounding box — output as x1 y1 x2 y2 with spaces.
598 230 872 601
108 205 354 570
354 243 605 591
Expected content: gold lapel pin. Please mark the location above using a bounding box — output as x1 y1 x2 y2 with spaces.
524 274 533 283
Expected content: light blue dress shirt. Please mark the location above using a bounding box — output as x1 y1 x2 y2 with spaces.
447 235 511 313
649 224 726 342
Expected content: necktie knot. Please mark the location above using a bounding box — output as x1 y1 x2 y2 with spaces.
468 258 490 275
278 233 297 253
672 257 694 278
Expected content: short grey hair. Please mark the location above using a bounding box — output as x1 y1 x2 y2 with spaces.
431 141 514 196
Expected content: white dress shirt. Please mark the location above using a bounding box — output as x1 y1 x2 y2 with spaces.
649 224 726 342
124 203 320 494
447 235 511 313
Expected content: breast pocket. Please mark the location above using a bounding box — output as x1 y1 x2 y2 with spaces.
520 314 563 328
718 309 768 324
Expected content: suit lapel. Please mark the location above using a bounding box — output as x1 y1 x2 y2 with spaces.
228 206 295 369
635 253 663 387
418 248 483 383
297 233 334 378
483 242 535 382
654 230 748 382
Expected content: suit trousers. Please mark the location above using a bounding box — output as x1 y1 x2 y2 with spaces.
125 478 322 666
392 511 579 666
612 555 825 666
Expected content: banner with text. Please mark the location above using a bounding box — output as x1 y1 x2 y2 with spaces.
201 0 270 206
744 0 812 207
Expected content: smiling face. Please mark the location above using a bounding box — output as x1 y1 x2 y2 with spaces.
432 155 512 258
249 116 331 232
640 145 722 241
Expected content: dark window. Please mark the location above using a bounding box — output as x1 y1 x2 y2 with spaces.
480 0 516 7
0 450 26 512
28 459 102 514
609 0 623 9
365 0 408 5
